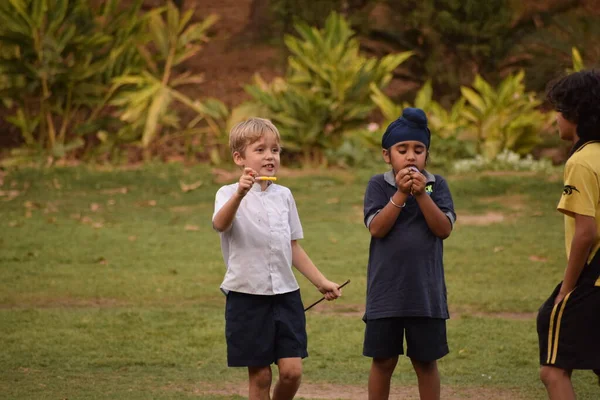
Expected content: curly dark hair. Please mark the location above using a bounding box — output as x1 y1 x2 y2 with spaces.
546 70 600 150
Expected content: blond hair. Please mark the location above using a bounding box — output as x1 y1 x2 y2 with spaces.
229 117 281 155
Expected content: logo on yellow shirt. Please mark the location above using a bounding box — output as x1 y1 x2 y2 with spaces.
562 185 580 195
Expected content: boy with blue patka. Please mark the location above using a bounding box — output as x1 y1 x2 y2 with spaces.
213 117 341 400
363 108 456 400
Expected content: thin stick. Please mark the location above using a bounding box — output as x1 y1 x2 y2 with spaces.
304 279 350 312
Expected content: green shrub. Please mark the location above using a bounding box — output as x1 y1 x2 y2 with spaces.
105 2 220 160
517 12 600 91
372 0 514 100
246 12 411 165
0 0 137 159
0 0 223 164
460 71 551 160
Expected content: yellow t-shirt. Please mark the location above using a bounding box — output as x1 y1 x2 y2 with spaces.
557 141 600 286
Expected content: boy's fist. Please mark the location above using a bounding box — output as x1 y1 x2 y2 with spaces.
237 167 256 197
410 170 427 196
318 280 342 301
395 168 413 195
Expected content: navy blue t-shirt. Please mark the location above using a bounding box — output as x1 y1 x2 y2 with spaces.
363 170 456 320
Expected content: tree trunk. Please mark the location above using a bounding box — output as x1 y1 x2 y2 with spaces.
244 0 272 41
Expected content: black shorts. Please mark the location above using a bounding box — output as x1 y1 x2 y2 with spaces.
537 282 600 370
225 290 308 367
363 317 449 362
537 254 600 371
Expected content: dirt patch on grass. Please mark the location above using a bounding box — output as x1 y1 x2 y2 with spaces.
197 381 525 399
169 205 203 213
457 212 506 226
478 194 527 211
480 171 539 178
454 311 537 321
0 296 232 310
310 303 364 317
0 297 130 309
1 297 536 323
311 304 536 321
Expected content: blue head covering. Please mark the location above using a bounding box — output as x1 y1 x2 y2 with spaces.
381 107 431 149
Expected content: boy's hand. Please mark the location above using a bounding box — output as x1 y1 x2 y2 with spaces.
554 283 572 305
410 170 427 196
237 167 257 197
395 168 413 195
554 291 567 305
317 280 342 301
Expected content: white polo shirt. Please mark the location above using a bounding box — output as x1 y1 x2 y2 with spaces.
213 182 304 295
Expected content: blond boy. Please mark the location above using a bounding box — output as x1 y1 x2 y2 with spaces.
212 118 341 400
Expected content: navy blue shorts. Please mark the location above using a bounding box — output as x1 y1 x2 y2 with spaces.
363 317 449 362
225 290 308 367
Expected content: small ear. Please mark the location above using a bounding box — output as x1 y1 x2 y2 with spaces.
382 148 391 164
232 151 245 167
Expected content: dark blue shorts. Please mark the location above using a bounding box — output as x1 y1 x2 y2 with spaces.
225 290 308 367
363 317 449 362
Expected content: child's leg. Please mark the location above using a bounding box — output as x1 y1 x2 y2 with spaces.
368 356 398 400
363 318 405 400
404 318 448 400
272 357 302 400
539 366 575 400
249 366 273 400
410 359 440 400
271 291 307 400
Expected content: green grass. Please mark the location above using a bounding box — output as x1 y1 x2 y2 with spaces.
0 164 598 399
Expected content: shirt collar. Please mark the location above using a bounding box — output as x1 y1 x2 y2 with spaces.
383 169 435 188
574 140 600 154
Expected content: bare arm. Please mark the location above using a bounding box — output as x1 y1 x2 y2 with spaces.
414 193 452 239
212 192 244 232
556 213 597 303
212 167 256 232
369 191 409 238
291 240 341 300
369 169 412 238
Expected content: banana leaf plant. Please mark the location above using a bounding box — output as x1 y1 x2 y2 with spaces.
460 71 552 159
106 1 221 159
0 0 147 160
246 12 412 165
